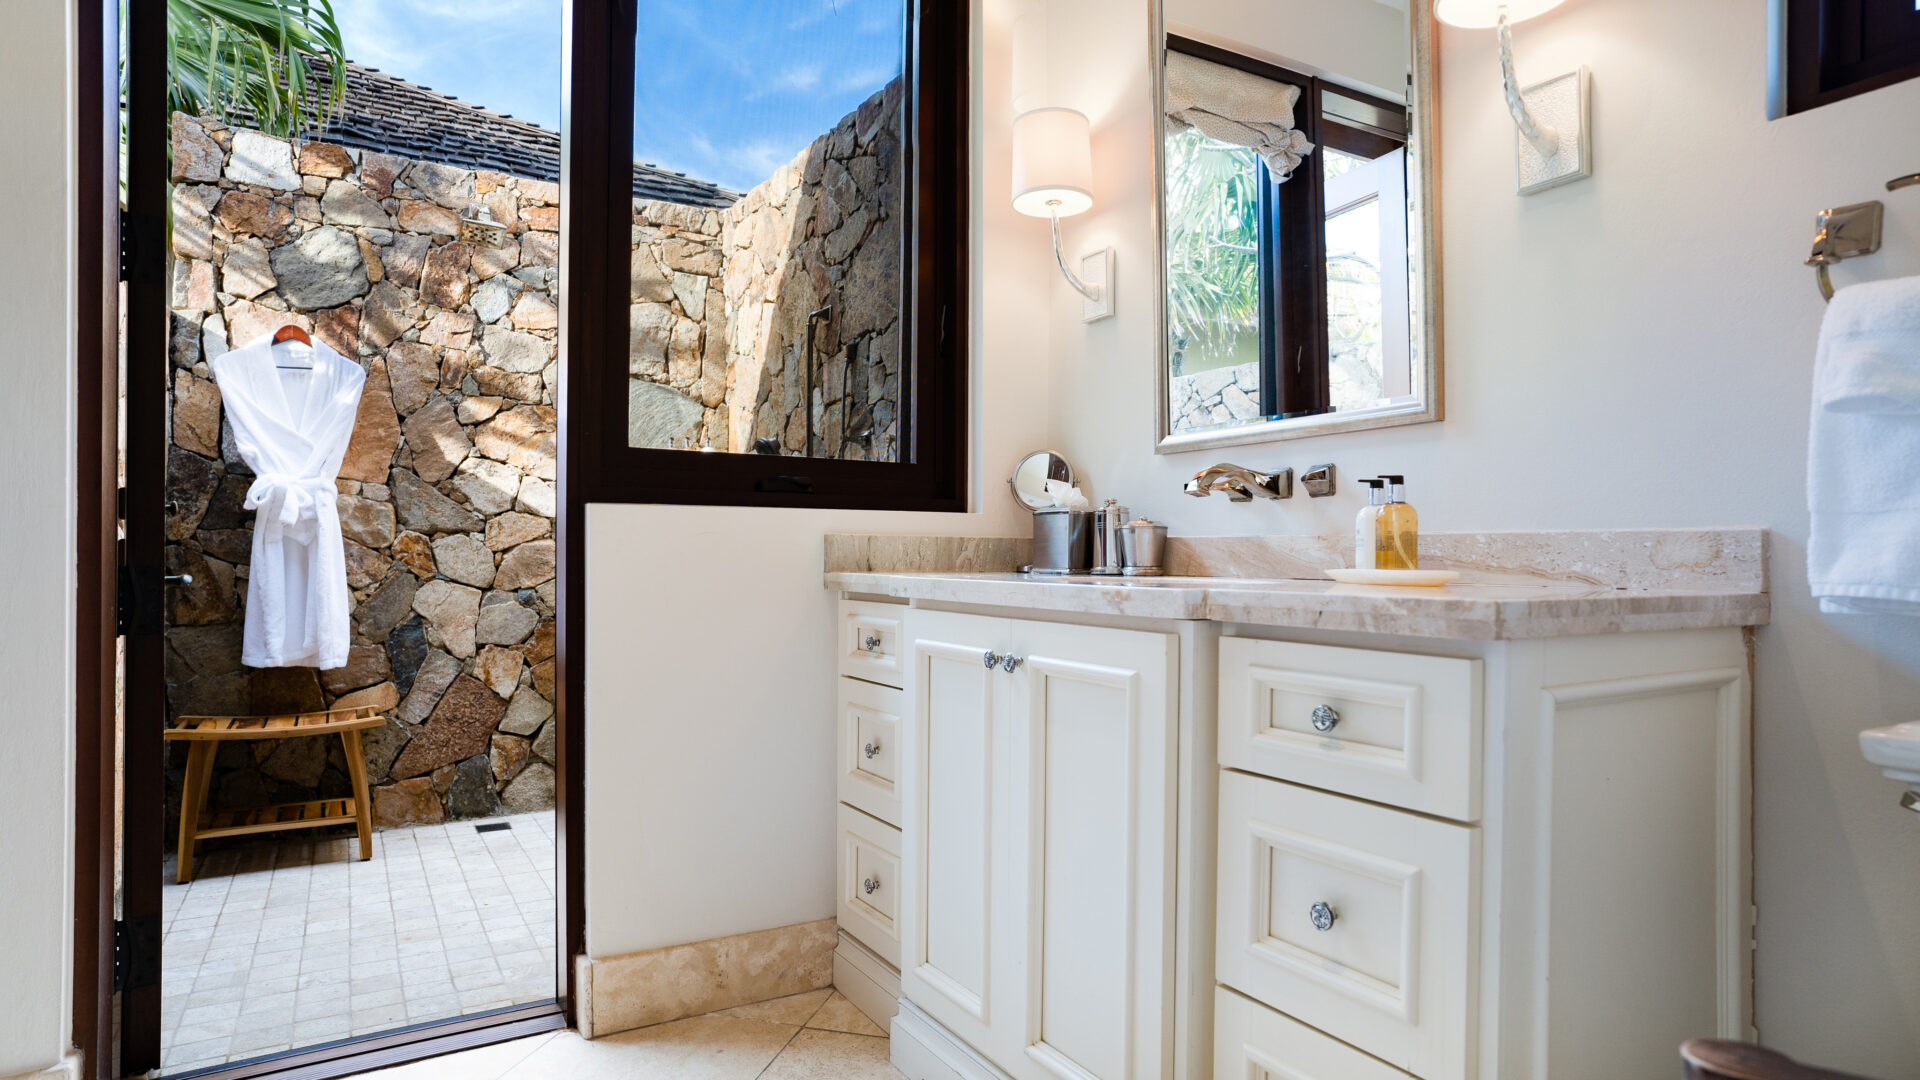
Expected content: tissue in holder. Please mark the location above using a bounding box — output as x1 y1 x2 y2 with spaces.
1044 479 1091 510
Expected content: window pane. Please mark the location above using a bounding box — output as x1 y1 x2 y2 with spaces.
628 1 907 461
1164 126 1264 435
1324 195 1387 412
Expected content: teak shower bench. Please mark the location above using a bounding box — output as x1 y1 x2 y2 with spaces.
166 705 383 883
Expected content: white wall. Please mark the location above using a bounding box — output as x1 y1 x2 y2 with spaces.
1038 0 1920 1073
0 0 79 1076
583 0 1052 957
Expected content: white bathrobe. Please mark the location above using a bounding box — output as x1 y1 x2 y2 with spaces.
210 334 366 669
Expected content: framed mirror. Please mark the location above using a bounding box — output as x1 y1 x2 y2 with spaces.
1151 0 1441 452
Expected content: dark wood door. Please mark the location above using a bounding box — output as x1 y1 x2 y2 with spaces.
118 0 172 1072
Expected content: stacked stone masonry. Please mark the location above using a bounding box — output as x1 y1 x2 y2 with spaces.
1170 361 1263 433
627 78 904 462
165 112 560 835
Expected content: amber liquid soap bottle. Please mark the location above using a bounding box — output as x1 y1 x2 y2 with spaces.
1375 474 1419 570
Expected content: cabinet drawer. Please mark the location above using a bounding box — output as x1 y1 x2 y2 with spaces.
840 600 905 688
837 804 901 967
1217 771 1476 1080
1219 637 1482 821
839 677 901 826
1215 987 1415 1080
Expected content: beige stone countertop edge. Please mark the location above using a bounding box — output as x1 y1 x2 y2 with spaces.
825 571 1771 641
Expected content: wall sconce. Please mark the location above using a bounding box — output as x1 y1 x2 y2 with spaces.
1011 107 1114 322
1434 0 1590 195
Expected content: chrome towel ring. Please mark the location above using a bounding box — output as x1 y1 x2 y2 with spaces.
1810 174 1919 302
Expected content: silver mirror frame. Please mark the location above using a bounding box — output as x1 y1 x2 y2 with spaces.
1009 450 1077 511
1150 2 1444 453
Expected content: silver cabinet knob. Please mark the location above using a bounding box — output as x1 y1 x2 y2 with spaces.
1002 654 1022 673
863 740 881 759
1310 901 1337 931
1311 704 1340 733
863 633 882 652
984 651 1002 669
863 876 881 895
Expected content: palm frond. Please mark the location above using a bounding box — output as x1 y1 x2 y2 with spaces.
165 0 346 138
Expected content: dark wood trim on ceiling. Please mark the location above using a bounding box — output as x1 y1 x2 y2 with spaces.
574 0 970 511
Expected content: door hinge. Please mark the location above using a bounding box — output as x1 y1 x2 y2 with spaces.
119 211 165 286
113 916 160 992
117 564 165 637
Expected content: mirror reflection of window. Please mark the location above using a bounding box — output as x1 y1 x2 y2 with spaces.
626 0 907 462
1158 0 1434 447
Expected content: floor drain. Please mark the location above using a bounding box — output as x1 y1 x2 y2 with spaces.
474 822 512 834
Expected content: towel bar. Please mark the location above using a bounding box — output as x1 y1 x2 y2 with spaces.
1809 173 1919 302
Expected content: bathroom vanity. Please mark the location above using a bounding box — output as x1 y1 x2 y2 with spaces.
825 532 1769 1080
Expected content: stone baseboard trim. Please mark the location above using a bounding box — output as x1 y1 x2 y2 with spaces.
577 917 837 1039
1 1053 83 1080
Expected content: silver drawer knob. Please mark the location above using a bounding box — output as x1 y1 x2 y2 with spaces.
1310 704 1340 732
863 634 883 652
984 651 1002 669
863 740 881 759
1309 901 1337 931
1002 654 1022 673
863 876 882 895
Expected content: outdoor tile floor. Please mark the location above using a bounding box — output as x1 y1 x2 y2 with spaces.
158 810 558 1076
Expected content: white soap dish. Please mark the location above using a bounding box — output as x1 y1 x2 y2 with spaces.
1324 568 1461 587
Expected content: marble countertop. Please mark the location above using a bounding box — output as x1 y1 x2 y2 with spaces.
823 570 1771 640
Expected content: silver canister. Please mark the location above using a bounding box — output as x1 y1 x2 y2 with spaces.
1117 518 1169 576
1030 507 1093 574
1092 500 1128 576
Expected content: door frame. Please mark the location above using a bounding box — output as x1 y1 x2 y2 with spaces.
78 2 589 1076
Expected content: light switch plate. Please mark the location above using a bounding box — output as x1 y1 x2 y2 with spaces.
1081 247 1114 322
1515 66 1592 196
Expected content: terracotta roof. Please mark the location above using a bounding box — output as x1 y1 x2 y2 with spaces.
306 61 741 208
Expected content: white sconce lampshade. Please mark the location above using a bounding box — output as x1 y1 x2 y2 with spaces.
1432 0 1565 28
1011 107 1094 218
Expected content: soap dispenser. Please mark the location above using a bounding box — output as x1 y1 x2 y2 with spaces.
1375 474 1419 570
1355 479 1385 569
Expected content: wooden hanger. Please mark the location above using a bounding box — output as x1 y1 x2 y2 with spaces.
272 323 316 370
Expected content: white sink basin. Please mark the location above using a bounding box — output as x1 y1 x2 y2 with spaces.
1859 721 1920 812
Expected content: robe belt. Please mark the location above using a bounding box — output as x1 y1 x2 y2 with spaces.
245 473 339 527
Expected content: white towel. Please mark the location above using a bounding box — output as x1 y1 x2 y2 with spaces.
1808 276 1920 615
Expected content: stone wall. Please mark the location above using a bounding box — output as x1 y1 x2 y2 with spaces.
1170 361 1263 432
627 79 903 462
164 113 560 838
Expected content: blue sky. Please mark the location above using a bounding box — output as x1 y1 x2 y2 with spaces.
331 0 903 193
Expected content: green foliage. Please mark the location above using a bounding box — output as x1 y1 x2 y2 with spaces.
1163 127 1261 374
164 0 346 137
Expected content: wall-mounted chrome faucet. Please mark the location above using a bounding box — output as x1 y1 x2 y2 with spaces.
1185 463 1336 501
1185 464 1292 501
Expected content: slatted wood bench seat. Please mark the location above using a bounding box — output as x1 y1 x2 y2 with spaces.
165 705 384 883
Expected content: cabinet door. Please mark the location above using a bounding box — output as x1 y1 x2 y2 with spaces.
1002 619 1177 1080
901 608 1009 1051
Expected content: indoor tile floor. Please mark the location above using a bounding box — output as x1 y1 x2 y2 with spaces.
359 989 902 1080
158 810 558 1075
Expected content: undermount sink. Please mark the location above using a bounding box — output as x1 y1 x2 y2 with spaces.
1859 722 1920 813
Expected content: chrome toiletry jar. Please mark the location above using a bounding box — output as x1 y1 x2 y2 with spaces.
1092 499 1128 576
1030 507 1093 574
1116 518 1168 576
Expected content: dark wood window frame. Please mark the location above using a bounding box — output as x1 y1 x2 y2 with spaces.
1166 35 1408 421
1784 0 1920 115
569 0 971 512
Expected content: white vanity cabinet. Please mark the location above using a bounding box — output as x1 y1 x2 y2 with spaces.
897 607 1179 1080
850 586 1757 1080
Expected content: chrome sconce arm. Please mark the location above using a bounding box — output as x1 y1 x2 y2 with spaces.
1049 204 1101 302
1497 8 1559 159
